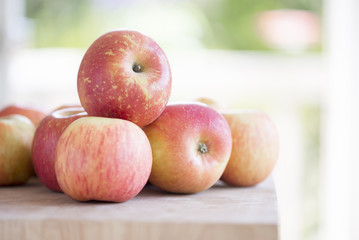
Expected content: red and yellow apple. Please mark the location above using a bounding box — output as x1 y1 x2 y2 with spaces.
220 110 280 186
55 117 152 202
0 104 47 126
77 30 172 127
32 107 87 192
0 115 35 186
143 102 232 193
195 97 224 111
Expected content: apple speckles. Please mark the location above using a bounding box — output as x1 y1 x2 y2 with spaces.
153 99 161 106
127 105 131 109
120 72 129 80
123 34 139 48
123 78 131 87
153 95 166 106
143 89 151 102
83 77 91 83
112 85 118 89
117 96 122 102
118 48 126 53
112 62 121 67
124 76 152 101
105 50 115 56
123 35 132 42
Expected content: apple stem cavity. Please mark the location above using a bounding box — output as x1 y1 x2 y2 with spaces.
197 142 209 154
132 63 143 73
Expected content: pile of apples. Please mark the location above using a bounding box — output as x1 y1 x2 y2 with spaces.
0 30 279 203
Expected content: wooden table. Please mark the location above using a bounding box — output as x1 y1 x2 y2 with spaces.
0 176 278 240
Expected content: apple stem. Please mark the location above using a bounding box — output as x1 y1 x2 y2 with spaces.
132 63 143 73
197 142 208 154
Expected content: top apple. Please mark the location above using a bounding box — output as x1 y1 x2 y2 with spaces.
77 30 172 127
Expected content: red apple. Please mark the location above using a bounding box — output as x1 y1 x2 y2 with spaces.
32 107 87 192
55 117 152 202
0 105 47 126
77 30 172 127
0 115 35 186
143 102 232 193
220 110 280 186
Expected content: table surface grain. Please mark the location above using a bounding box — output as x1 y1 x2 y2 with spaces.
0 176 278 240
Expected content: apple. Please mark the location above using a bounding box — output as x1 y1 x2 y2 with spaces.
53 104 82 111
143 102 232 194
32 107 87 192
220 110 280 186
77 30 172 127
0 115 35 186
195 97 224 111
0 104 47 126
55 117 152 202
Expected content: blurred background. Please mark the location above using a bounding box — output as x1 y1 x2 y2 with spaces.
0 0 358 239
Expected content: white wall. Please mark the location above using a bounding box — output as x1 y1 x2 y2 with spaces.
321 0 359 239
0 0 27 106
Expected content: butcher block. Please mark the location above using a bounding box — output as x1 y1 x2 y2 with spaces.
0 176 278 240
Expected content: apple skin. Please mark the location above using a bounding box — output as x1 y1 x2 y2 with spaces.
0 115 35 186
32 107 87 192
55 117 152 202
77 30 172 127
0 105 47 126
220 110 280 186
143 102 232 194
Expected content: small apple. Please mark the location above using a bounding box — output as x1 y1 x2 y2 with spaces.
77 30 172 127
0 104 47 126
55 117 152 202
220 110 280 186
32 107 87 192
0 115 35 186
143 102 232 193
195 97 224 111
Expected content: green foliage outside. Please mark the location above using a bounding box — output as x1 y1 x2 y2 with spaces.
25 0 321 50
